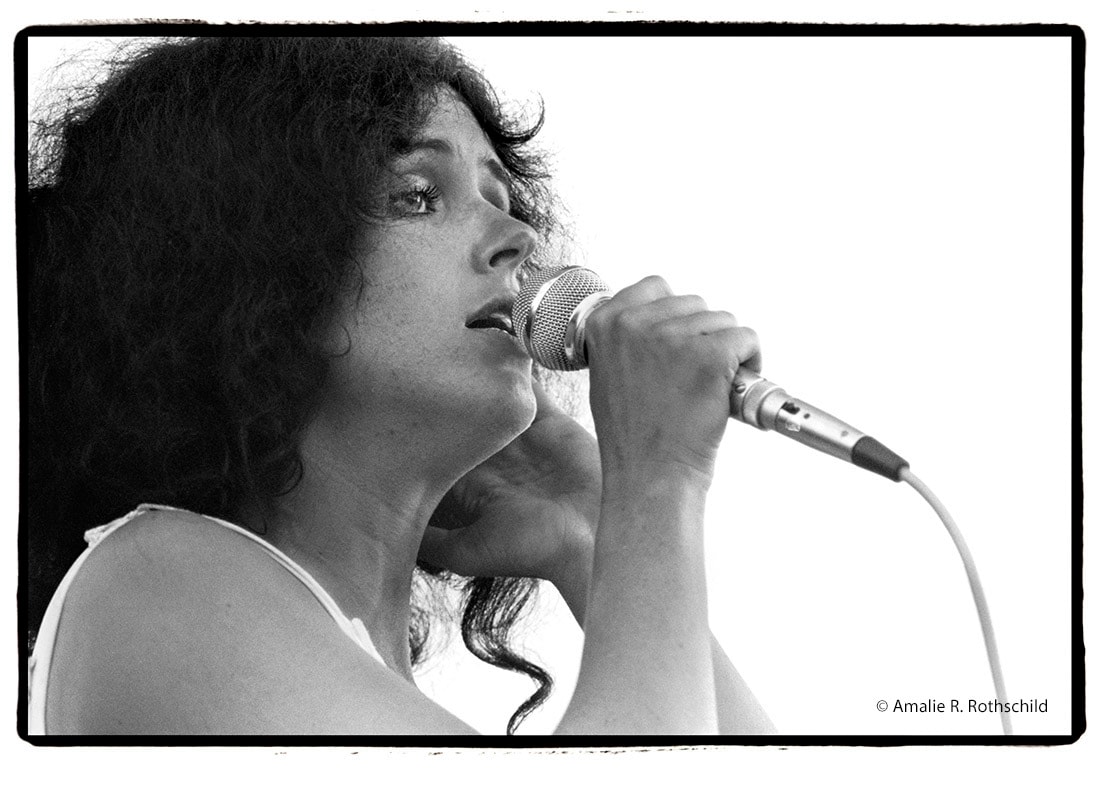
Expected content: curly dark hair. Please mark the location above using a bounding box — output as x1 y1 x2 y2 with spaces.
25 35 558 734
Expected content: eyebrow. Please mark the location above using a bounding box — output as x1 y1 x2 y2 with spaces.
399 137 512 192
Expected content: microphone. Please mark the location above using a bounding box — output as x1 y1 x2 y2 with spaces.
512 265 909 481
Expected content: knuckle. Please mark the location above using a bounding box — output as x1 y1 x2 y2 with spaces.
683 294 709 312
715 309 738 326
640 275 672 296
618 308 648 336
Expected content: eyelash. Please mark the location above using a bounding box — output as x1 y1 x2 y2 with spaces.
388 178 517 228
390 182 442 216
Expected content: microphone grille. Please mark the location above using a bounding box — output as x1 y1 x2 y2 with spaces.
512 266 610 371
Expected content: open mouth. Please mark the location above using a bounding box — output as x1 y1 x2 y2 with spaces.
465 298 516 336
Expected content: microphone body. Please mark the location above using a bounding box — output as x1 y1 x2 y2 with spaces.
513 266 907 481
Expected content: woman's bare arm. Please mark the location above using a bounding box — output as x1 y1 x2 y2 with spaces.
550 503 775 735
554 468 717 734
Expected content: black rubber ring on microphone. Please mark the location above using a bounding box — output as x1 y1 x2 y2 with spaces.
851 436 909 481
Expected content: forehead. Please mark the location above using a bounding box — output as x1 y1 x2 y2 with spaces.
405 90 500 164
393 90 511 194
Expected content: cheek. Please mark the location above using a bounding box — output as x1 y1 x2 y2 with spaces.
322 279 459 390
355 247 455 338
334 265 436 345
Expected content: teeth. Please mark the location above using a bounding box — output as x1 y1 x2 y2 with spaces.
466 312 514 334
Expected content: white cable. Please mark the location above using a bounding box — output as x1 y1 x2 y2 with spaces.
899 466 1012 735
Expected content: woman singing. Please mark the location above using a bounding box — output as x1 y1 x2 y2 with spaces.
26 36 774 735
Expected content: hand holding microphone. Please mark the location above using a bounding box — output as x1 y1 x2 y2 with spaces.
513 266 907 481
571 274 763 485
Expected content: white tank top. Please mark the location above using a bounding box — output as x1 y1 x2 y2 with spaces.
27 503 386 734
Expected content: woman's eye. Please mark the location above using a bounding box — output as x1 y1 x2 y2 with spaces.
389 182 441 216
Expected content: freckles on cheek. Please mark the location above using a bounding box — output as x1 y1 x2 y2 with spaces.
347 276 419 336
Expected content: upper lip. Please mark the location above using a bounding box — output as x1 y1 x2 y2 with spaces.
465 294 518 335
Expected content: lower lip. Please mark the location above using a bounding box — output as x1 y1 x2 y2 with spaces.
472 328 530 358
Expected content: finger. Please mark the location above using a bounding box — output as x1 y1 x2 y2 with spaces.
607 275 675 307
618 294 711 324
419 524 482 576
588 294 710 347
652 309 740 337
653 320 762 376
647 312 759 369
713 325 763 374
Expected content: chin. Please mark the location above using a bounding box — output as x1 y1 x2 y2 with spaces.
475 372 538 452
499 372 539 429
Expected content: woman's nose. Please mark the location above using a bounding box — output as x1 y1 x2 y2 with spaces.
482 214 538 274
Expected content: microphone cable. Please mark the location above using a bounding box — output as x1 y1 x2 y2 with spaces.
512 265 1013 735
900 467 1012 735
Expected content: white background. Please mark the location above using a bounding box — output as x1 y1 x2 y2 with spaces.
24 33 1073 737
432 35 1074 736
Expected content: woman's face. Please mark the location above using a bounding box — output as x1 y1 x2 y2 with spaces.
318 90 540 460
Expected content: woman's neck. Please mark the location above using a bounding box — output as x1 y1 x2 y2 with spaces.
256 418 458 681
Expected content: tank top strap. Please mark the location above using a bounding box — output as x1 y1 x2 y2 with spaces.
29 504 388 734
132 504 387 665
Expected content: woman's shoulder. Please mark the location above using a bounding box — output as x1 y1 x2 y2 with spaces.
45 506 476 735
61 505 270 607
45 506 302 732
66 506 282 610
